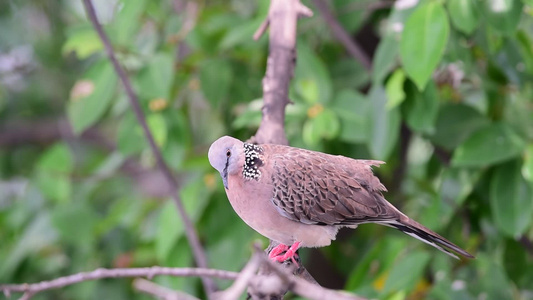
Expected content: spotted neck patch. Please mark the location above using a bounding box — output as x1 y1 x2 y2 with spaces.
243 143 264 180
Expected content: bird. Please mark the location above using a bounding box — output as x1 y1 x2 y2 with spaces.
208 136 474 263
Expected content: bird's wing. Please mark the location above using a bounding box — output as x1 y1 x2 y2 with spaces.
267 145 399 226
264 144 474 259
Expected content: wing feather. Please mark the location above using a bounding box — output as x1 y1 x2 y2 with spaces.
267 145 398 226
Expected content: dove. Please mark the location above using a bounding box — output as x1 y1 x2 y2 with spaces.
208 136 474 262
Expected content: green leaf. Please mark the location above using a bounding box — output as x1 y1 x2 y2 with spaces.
385 69 406 109
431 104 490 150
219 19 262 50
372 35 398 84
51 202 99 244
303 108 340 146
137 53 174 100
67 61 118 134
403 81 439 134
452 123 526 167
36 171 71 204
232 103 262 130
200 58 233 106
503 239 533 288
331 89 369 143
117 114 146 156
522 144 533 183
447 0 480 34
482 0 523 35
400 2 449 90
112 0 147 46
438 168 481 224
37 143 73 173
490 160 533 237
334 1 365 32
383 251 431 294
368 85 401 160
294 44 333 104
516 30 533 75
62 26 103 59
419 167 481 230
156 177 211 262
0 213 58 281
36 144 73 203
147 114 168 147
346 237 408 291
156 201 182 262
331 58 370 90
473 254 515 299
296 79 320 104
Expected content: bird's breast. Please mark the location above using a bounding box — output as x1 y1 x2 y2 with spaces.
224 172 337 247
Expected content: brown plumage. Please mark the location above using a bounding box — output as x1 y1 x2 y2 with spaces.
208 136 474 260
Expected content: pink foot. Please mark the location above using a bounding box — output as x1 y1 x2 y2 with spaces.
269 242 301 265
268 244 289 259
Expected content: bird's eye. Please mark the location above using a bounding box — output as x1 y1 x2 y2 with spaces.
226 150 231 157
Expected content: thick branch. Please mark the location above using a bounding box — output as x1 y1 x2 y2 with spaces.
250 248 367 300
312 0 372 70
252 0 312 145
81 0 216 296
1 267 237 298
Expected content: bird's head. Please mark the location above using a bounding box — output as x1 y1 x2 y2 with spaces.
208 136 244 189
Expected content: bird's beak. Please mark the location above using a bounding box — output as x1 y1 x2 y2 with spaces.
221 169 229 190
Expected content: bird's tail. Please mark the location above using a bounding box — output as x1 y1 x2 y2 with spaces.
380 216 474 260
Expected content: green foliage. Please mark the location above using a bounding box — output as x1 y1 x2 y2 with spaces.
490 160 533 237
400 2 449 90
1 0 533 299
67 60 118 134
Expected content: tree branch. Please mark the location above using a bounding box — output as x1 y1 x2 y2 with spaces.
81 0 216 296
249 246 367 300
133 278 201 300
251 0 312 145
214 251 263 300
1 255 366 300
312 0 372 71
1 267 238 299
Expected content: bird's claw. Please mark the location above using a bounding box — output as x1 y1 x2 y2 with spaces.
268 242 300 265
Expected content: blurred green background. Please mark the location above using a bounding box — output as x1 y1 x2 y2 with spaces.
1 0 533 299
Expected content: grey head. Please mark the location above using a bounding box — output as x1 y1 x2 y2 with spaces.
208 136 244 189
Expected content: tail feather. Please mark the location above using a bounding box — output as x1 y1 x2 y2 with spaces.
379 217 474 260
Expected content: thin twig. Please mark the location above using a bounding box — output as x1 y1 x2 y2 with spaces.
133 278 201 300
252 0 313 145
253 19 270 40
215 252 262 300
1 267 238 298
312 0 372 70
81 0 216 297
